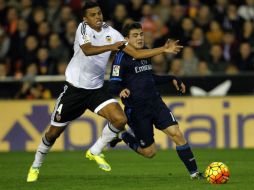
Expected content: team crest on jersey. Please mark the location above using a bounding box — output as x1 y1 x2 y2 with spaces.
112 65 120 76
106 35 112 43
56 113 61 121
83 34 91 44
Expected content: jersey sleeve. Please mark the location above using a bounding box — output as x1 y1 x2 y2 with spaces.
77 22 93 46
109 51 126 96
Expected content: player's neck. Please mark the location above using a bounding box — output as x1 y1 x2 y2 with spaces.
89 25 102 32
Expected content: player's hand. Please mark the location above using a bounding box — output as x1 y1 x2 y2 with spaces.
163 39 183 54
111 41 126 51
173 79 186 94
119 88 130 98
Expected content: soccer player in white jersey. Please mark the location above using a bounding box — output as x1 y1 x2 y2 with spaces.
27 1 183 182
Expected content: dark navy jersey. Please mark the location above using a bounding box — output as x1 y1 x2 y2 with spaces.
109 51 174 107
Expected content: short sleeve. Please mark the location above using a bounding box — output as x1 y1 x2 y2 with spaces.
110 51 125 81
77 22 92 46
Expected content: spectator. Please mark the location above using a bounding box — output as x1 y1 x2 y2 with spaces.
47 0 61 26
168 58 184 76
56 61 68 75
37 48 52 75
22 35 38 73
48 33 69 67
167 4 184 39
111 3 128 32
55 5 75 34
195 5 211 32
188 27 210 60
207 44 228 73
206 21 224 44
36 21 51 47
61 19 77 58
151 54 167 74
213 0 228 24
128 0 143 21
182 47 199 76
15 81 52 99
6 6 19 35
153 0 172 24
29 7 46 35
0 0 7 26
237 0 254 21
0 62 7 79
9 19 29 64
180 17 195 46
20 0 33 21
197 60 211 76
221 30 238 62
240 20 254 47
234 42 254 71
222 4 243 39
0 28 10 60
225 64 239 75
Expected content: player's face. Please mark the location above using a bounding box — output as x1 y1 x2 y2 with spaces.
83 6 103 32
126 29 144 49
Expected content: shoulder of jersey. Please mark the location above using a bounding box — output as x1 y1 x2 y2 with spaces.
80 21 88 35
102 22 109 29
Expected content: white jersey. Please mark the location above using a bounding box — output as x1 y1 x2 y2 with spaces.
65 22 125 89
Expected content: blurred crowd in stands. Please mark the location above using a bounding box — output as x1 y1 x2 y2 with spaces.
0 0 254 99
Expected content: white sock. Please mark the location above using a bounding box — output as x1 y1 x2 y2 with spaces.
90 123 120 155
32 136 52 168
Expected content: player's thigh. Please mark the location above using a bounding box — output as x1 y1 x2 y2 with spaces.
98 102 127 126
88 86 127 127
153 99 178 131
125 107 154 148
51 83 88 127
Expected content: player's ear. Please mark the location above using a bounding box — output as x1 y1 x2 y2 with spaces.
124 37 129 41
83 17 87 22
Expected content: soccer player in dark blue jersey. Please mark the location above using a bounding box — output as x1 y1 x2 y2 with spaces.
109 22 203 179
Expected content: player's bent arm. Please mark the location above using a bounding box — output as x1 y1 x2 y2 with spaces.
80 41 126 56
152 74 178 85
80 43 114 56
123 43 166 59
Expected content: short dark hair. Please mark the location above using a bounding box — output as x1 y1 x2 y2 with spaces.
82 1 100 16
122 22 142 37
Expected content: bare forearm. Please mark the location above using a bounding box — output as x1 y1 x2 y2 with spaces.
81 44 112 56
123 45 165 59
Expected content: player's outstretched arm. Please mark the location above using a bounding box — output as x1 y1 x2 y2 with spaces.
122 39 183 59
80 41 126 56
152 74 186 94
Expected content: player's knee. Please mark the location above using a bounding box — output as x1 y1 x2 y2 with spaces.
141 148 156 158
111 114 127 129
45 128 62 143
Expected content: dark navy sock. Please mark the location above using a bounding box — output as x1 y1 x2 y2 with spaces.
176 143 198 174
121 132 139 153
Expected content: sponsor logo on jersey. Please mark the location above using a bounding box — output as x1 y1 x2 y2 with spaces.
112 65 120 76
135 64 152 73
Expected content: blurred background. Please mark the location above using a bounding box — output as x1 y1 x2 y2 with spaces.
0 0 253 151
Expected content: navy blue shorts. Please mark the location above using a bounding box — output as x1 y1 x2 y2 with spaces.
124 97 178 148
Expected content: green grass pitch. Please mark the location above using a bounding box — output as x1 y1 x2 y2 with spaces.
0 149 253 190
